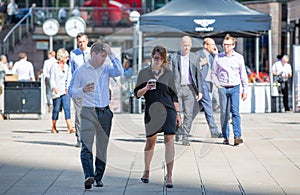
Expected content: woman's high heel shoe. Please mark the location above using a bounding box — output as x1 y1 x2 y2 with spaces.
141 177 149 183
164 176 173 188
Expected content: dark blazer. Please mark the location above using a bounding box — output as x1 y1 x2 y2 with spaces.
169 51 202 94
196 49 210 82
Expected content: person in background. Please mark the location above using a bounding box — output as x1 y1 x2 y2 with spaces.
6 0 18 24
0 55 8 75
58 7 67 23
123 60 133 80
272 55 292 111
196 38 222 138
69 42 122 190
71 5 81 17
169 36 202 146
0 1 8 27
6 61 14 74
66 32 91 147
0 56 8 97
211 34 248 146
43 50 56 113
134 45 181 188
12 52 35 81
50 48 74 134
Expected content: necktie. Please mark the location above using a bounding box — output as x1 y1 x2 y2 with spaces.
82 51 86 63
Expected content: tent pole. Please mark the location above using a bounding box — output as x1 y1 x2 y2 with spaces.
268 29 273 97
138 31 143 72
256 36 259 75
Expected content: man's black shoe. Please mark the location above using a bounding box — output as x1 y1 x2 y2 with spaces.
94 180 104 187
223 138 229 145
84 177 94 190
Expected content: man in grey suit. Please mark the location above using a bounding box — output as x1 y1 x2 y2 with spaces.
169 36 203 146
196 38 222 138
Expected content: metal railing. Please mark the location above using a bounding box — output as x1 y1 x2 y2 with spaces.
0 5 34 55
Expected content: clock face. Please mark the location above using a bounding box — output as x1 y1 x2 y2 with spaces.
42 19 60 36
65 17 86 38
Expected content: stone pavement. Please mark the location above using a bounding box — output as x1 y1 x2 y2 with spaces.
0 111 299 195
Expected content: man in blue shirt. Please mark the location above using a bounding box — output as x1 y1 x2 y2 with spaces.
69 42 123 190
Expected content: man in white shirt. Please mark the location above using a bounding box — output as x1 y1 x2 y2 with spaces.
12 52 35 81
272 55 292 111
43 50 56 112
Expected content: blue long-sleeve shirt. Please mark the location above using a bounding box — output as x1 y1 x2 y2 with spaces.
66 47 91 89
68 54 123 107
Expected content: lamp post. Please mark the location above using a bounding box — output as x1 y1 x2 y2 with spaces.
129 11 140 74
129 11 141 113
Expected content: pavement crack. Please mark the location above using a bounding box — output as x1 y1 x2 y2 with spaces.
192 144 206 195
3 167 34 194
43 170 64 194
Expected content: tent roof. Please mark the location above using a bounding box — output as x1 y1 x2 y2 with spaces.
140 0 271 37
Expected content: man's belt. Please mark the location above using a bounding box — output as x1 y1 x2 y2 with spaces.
95 105 110 111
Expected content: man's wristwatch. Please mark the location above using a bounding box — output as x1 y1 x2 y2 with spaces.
176 111 180 115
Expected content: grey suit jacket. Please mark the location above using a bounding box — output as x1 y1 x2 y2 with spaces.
169 51 202 94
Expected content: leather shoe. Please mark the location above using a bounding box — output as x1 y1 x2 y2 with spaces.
211 132 223 138
94 180 103 187
141 177 149 183
84 177 94 190
234 137 243 146
223 138 229 145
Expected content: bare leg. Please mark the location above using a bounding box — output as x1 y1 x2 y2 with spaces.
52 120 58 133
66 119 75 133
164 134 174 185
142 134 157 180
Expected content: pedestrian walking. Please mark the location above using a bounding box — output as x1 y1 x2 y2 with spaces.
69 42 122 190
211 34 248 146
50 48 74 134
42 50 56 113
169 36 202 146
66 32 91 147
196 38 222 138
134 45 181 188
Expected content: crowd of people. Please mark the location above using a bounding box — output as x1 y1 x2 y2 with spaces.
0 32 294 190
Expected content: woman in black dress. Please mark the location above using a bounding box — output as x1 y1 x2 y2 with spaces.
134 45 181 188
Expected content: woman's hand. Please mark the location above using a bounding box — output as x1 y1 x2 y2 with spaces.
176 114 181 127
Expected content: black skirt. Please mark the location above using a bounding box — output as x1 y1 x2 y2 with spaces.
144 102 176 137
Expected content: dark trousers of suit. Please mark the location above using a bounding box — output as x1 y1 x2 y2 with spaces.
199 80 219 135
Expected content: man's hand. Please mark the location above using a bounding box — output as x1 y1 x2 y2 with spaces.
241 93 247 101
83 83 95 93
196 92 203 101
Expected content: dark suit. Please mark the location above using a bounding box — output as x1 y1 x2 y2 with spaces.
169 51 202 142
196 49 220 136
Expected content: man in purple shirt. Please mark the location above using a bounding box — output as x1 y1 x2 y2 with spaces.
211 34 248 146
